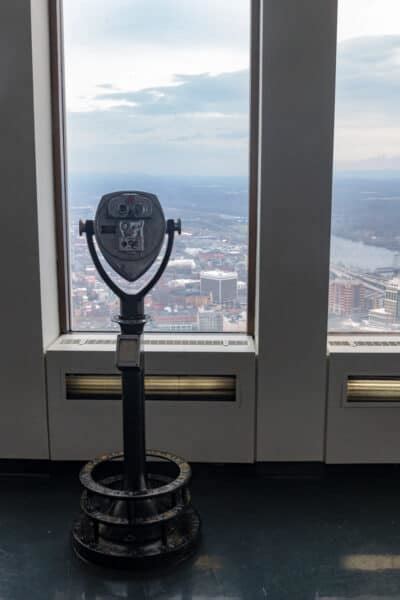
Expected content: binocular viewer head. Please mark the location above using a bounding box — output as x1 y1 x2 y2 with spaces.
107 193 153 220
90 191 166 282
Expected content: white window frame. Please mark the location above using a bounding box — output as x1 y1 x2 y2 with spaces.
46 0 339 463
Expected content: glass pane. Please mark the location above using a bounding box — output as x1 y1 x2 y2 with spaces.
62 0 250 332
329 0 400 332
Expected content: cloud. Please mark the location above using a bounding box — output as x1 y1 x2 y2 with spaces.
66 70 249 176
335 154 400 171
65 35 400 173
63 0 249 51
216 131 248 140
95 70 249 116
336 35 400 125
334 35 400 166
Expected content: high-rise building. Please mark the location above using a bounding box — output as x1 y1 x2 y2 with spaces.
384 277 400 322
369 278 400 327
328 279 365 317
367 307 390 328
200 271 238 304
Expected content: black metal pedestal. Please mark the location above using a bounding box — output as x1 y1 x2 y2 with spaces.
72 451 201 570
73 217 201 570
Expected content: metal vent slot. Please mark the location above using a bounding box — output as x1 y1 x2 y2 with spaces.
84 339 115 345
66 374 236 402
145 340 226 346
353 341 400 347
330 340 400 348
347 376 400 403
59 337 248 347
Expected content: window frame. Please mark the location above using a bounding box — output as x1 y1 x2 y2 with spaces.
50 0 392 465
48 0 259 336
49 0 70 332
9 0 400 464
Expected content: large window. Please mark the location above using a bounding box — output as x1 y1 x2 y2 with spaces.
61 0 251 332
329 0 400 332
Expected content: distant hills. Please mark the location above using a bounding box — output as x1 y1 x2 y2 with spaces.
332 172 400 251
67 172 249 217
68 171 400 251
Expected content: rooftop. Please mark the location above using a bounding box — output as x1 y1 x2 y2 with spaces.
200 270 237 280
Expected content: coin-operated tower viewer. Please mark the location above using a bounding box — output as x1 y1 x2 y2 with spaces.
74 191 201 569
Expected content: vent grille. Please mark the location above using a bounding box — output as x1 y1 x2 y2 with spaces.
353 341 400 347
81 339 115 345
330 340 400 348
66 374 236 402
59 338 115 345
347 376 400 403
59 337 248 347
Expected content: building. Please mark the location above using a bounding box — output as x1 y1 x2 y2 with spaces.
151 309 199 332
184 292 211 308
383 277 400 322
198 308 224 332
367 277 400 328
328 279 365 317
367 306 391 328
237 280 247 300
200 271 238 304
167 259 196 272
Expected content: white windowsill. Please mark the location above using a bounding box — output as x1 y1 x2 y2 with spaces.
47 332 256 354
49 332 400 356
328 333 400 353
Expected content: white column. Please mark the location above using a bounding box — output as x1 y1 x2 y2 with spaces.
0 0 58 458
256 0 338 460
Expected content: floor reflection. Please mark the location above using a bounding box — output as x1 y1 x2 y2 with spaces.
2 469 400 599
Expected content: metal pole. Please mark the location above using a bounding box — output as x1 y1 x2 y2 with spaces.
121 367 146 490
119 297 147 491
80 221 179 493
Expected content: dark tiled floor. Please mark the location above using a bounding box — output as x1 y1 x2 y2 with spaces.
1 466 400 598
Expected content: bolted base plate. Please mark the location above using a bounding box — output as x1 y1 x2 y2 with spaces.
72 506 201 571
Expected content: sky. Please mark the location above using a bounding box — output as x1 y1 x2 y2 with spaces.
335 0 400 170
63 0 250 176
63 0 400 175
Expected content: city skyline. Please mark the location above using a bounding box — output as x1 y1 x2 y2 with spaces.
69 175 248 332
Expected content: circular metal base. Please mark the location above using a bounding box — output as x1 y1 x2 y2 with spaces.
72 506 201 570
72 451 201 571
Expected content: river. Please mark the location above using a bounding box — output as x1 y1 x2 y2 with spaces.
331 235 397 271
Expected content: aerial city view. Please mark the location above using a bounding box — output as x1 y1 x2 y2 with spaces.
63 0 400 333
69 174 248 332
327 1 400 332
69 172 400 333
329 175 400 332
62 0 251 332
